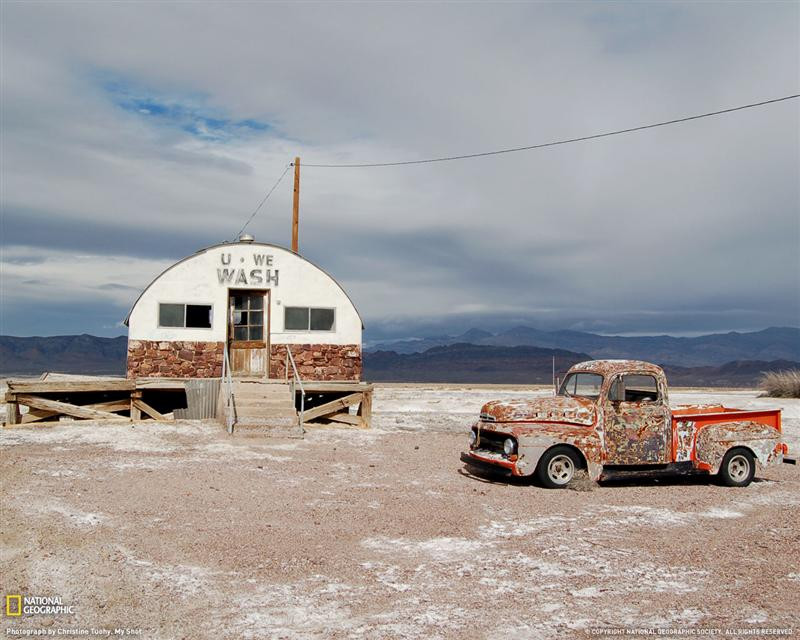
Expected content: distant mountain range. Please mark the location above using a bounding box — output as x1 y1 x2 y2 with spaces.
365 344 591 384
363 343 800 387
1 330 798 387
366 326 800 367
0 334 128 376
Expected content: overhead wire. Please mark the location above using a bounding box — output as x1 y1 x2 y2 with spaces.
236 93 798 232
235 163 292 239
301 94 800 168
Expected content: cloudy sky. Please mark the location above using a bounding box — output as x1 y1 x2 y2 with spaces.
1 2 798 341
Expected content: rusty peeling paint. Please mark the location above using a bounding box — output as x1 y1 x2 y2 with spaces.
462 359 785 486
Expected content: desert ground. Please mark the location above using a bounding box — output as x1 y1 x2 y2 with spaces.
1 384 798 639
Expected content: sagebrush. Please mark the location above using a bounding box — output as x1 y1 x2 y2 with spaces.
760 370 800 398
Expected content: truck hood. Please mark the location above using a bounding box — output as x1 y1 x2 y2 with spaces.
480 396 596 427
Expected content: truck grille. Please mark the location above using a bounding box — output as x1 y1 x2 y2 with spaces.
474 428 512 454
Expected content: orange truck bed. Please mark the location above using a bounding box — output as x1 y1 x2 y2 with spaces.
670 405 784 465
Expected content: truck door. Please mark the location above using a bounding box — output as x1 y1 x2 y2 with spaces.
603 373 671 464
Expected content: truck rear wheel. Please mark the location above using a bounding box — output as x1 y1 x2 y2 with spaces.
537 446 580 489
719 448 755 487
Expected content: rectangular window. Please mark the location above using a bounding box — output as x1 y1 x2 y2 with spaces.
284 307 335 331
159 303 184 327
186 304 212 328
310 308 335 331
158 303 212 329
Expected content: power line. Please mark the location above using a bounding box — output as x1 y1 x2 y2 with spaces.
235 163 292 238
302 94 800 168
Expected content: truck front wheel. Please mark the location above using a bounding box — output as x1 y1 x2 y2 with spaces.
719 448 756 487
537 446 581 489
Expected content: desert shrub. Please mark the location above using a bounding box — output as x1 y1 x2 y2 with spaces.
760 370 800 398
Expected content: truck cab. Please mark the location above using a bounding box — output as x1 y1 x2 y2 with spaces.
461 359 790 488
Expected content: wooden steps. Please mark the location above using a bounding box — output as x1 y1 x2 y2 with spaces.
219 379 303 437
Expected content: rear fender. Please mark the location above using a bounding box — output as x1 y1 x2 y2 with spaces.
694 421 782 474
512 424 603 481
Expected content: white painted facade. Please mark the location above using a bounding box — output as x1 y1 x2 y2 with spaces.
125 240 362 345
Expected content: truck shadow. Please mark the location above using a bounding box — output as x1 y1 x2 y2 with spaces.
598 475 775 489
459 465 776 490
457 467 532 487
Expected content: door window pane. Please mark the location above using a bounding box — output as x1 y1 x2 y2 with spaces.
249 296 263 310
310 308 334 331
249 311 263 326
234 326 248 340
249 326 263 340
159 303 184 327
285 307 309 330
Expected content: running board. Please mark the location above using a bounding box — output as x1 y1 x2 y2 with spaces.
600 461 700 480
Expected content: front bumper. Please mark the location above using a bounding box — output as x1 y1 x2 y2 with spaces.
460 450 517 476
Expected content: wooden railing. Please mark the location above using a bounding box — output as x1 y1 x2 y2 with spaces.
284 347 306 428
221 343 234 434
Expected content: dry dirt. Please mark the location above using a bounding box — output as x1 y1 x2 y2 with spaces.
1 385 798 639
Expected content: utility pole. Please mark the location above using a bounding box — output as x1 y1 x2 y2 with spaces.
292 157 300 253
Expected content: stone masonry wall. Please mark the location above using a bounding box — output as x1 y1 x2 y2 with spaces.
270 344 362 381
127 340 224 378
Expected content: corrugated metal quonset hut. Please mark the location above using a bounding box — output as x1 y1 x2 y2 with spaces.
125 236 363 381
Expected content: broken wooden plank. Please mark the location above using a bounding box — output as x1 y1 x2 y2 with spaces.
132 398 168 421
21 408 61 424
326 412 364 427
8 380 135 393
134 379 187 390
15 395 127 421
5 418 134 428
302 392 363 423
302 420 349 430
4 420 63 428
85 399 132 413
302 382 374 393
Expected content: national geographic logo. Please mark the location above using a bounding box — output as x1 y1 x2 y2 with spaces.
5 595 21 617
5 594 75 616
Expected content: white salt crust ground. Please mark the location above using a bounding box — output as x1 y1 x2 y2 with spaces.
1 384 798 638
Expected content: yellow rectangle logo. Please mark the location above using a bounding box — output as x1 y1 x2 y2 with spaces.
5 594 22 616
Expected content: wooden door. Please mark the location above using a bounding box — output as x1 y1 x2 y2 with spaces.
228 290 270 377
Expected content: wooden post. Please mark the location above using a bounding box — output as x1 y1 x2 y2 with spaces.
358 389 373 429
5 399 21 426
292 157 300 253
130 390 142 421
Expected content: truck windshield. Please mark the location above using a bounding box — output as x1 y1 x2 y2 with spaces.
558 372 603 399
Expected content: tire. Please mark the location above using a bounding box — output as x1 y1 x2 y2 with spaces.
536 446 581 489
718 447 756 487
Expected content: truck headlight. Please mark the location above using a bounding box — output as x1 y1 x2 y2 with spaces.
469 430 478 446
503 438 516 455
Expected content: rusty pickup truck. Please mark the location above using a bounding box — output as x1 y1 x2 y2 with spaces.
461 359 794 488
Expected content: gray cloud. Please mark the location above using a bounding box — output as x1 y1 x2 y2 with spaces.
1 2 798 339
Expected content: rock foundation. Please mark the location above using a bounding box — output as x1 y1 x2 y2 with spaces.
270 344 362 381
127 340 224 378
127 340 361 381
